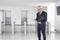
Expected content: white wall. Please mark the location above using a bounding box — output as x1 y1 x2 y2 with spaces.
47 3 55 32
55 0 60 31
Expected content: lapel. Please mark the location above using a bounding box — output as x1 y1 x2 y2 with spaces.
38 11 43 16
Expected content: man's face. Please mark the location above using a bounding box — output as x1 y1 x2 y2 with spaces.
38 7 42 13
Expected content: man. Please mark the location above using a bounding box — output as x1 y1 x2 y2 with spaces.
36 6 47 40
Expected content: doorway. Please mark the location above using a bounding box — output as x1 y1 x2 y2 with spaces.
21 10 28 25
0 10 12 33
21 10 28 32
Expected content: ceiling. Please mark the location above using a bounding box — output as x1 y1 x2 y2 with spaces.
0 0 59 6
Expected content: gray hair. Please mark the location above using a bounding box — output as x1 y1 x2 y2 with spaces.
37 6 43 9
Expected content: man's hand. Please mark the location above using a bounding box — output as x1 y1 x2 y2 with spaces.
38 22 41 24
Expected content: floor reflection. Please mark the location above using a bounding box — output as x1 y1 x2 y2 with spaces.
26 32 60 40
50 33 55 40
0 33 24 40
0 32 60 40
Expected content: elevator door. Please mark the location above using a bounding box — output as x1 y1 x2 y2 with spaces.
5 10 12 33
21 10 28 32
21 10 27 25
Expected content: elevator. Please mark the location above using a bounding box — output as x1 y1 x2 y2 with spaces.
0 10 12 33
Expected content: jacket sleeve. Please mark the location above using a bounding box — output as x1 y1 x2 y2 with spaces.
41 13 47 22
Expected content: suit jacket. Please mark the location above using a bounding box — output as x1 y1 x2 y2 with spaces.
36 11 47 24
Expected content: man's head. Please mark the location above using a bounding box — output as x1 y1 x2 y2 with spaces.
37 6 43 13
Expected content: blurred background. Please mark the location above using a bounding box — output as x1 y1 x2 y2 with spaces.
0 0 60 40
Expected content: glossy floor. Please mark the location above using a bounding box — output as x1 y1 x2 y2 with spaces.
0 32 60 40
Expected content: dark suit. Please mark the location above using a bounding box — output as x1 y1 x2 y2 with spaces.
36 11 47 40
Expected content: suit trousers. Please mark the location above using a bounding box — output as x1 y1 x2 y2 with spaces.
37 24 46 40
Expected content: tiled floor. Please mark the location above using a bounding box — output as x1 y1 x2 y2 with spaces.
0 32 60 40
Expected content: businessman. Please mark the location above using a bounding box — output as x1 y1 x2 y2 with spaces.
36 6 47 40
